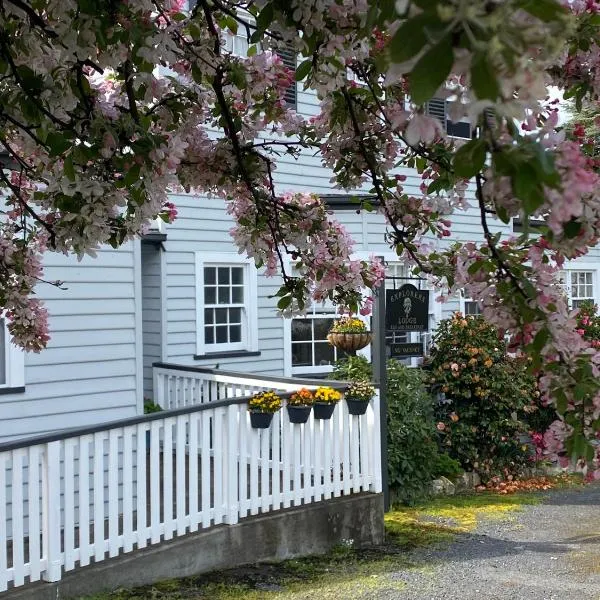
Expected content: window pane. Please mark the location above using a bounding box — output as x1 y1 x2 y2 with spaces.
205 327 214 344
0 320 5 385
464 301 481 316
314 342 335 366
216 325 228 343
215 308 228 324
204 267 216 285
230 325 241 343
218 287 230 304
231 268 243 285
291 343 312 366
292 319 312 342
232 286 244 304
204 308 214 324
314 318 333 340
204 286 216 304
218 267 230 284
229 307 242 323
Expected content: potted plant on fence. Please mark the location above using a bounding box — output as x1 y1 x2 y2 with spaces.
313 386 342 420
248 390 282 429
345 381 376 416
327 316 372 354
287 388 314 424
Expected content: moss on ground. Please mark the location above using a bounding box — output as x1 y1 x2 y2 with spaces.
84 491 542 600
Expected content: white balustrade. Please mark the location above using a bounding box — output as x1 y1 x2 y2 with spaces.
0 367 381 593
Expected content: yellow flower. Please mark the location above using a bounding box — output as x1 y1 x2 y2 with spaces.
484 359 493 368
314 386 342 404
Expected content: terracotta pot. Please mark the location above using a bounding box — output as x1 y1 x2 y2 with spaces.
287 405 312 424
327 331 372 352
313 402 336 420
346 398 370 416
249 411 274 429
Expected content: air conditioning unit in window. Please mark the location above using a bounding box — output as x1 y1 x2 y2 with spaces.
426 98 472 140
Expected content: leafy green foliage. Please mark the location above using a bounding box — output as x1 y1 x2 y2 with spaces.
332 356 439 504
432 453 464 481
386 361 439 505
428 314 535 482
143 398 162 414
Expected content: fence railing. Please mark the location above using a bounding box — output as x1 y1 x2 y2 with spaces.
0 366 382 592
153 362 329 410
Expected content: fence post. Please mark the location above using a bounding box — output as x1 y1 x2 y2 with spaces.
154 368 163 408
224 404 239 525
42 441 62 582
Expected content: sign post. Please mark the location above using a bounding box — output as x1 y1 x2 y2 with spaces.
372 262 389 511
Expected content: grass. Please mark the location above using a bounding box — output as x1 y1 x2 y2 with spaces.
84 490 543 600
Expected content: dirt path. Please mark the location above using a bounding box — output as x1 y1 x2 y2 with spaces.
384 484 600 600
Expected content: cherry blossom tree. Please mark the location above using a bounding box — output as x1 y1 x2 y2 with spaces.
1 0 600 467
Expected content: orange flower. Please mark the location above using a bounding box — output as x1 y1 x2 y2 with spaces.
484 358 493 367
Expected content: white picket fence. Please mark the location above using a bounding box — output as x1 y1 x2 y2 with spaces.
0 365 382 592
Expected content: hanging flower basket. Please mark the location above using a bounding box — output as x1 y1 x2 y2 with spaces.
247 390 281 429
345 381 375 415
313 387 342 420
287 405 312 424
327 331 372 352
345 398 370 416
249 411 274 429
313 402 336 420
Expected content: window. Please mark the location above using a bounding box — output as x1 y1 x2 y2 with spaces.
559 269 597 309
463 300 482 316
426 98 472 139
291 302 348 374
195 253 258 356
0 317 25 391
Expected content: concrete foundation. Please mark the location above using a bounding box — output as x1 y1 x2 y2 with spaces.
4 493 384 600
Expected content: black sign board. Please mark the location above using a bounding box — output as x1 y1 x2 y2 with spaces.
389 343 423 358
385 284 429 332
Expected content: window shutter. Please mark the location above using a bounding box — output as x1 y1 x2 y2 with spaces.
426 98 472 139
277 43 297 109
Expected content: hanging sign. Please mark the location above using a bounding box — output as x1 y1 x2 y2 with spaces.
389 342 423 358
385 284 429 332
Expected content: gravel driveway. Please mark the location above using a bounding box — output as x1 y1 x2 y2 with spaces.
384 484 600 600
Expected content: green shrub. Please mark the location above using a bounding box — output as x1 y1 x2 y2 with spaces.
330 355 372 381
144 398 163 414
432 453 463 481
386 360 439 505
429 313 532 482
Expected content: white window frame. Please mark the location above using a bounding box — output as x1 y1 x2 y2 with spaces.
195 252 258 356
0 317 25 390
458 294 483 317
559 263 599 310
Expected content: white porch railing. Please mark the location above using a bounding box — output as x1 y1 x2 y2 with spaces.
0 365 382 593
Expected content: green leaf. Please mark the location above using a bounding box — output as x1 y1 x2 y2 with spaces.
516 0 566 22
453 138 487 178
256 4 274 31
124 164 141 187
63 155 75 182
277 296 292 310
409 36 453 105
471 54 500 101
389 13 444 63
295 59 312 82
46 132 71 157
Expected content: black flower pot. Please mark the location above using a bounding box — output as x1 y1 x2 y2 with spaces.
346 398 369 416
287 405 312 424
250 411 274 429
313 402 336 420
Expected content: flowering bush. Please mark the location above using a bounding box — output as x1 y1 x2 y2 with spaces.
288 388 315 407
429 313 534 482
345 381 375 402
575 301 600 349
314 387 342 405
248 391 282 414
329 317 368 334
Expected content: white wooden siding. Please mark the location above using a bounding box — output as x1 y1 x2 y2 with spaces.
141 244 163 399
0 244 140 443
